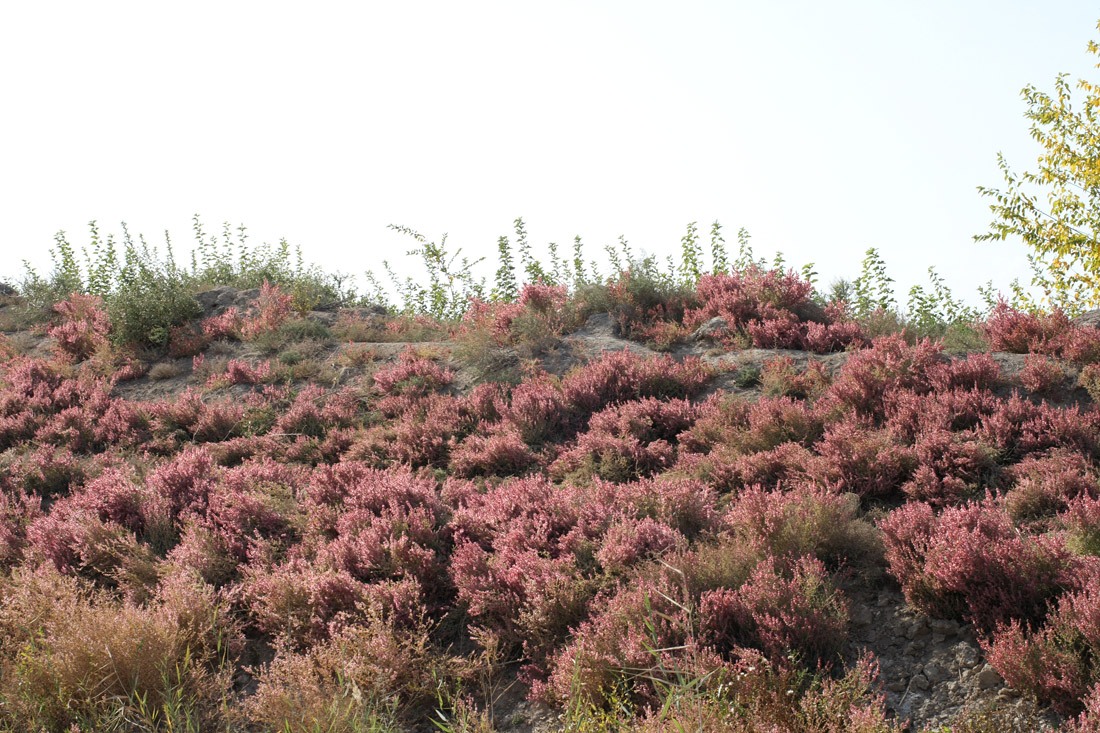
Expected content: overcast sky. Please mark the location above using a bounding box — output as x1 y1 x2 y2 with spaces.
2 1 1098 307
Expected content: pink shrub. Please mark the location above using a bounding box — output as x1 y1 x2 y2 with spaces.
811 420 914 497
240 558 367 646
224 359 271 385
884 387 998 440
595 517 686 573
147 446 220 521
746 310 805 349
804 318 866 354
240 281 293 340
731 395 824 455
449 423 539 477
271 385 360 438
1058 327 1100 365
560 350 712 416
982 302 1072 354
8 444 89 498
550 397 697 482
501 375 570 444
538 573 687 704
372 348 454 401
983 570 1100 714
901 428 999 506
979 394 1100 461
304 466 448 604
167 323 209 358
677 393 750 454
50 293 110 361
879 498 1083 630
0 488 42 566
722 483 870 567
684 270 864 353
699 554 848 665
1019 354 1069 397
148 393 247 448
928 351 1002 392
730 442 820 491
201 307 242 340
822 335 942 420
1005 449 1099 526
759 356 830 400
1068 684 1100 731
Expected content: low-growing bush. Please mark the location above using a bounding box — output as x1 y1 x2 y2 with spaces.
983 570 1100 715
880 497 1083 630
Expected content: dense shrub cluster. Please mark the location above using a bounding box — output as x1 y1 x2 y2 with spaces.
14 264 1100 727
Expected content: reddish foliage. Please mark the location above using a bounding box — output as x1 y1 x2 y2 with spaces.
983 569 1100 715
880 498 1084 630
50 293 110 361
241 281 293 340
1019 354 1069 397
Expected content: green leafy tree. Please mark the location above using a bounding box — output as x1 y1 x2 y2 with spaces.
976 21 1100 312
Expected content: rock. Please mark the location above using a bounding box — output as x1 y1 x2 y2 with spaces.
910 673 930 691
194 286 237 312
930 619 960 636
851 605 874 626
906 618 930 639
955 642 980 668
235 288 261 305
977 664 1002 689
923 661 950 684
306 311 338 326
692 316 729 342
1074 309 1100 329
791 300 830 324
580 312 621 337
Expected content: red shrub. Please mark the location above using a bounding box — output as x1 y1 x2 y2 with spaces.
449 423 539 477
241 281 293 340
1019 354 1069 397
699 554 848 665
982 302 1072 354
983 569 1100 715
1004 449 1099 526
50 293 110 361
550 397 697 482
372 348 454 401
560 350 712 416
811 420 914 497
880 498 1083 630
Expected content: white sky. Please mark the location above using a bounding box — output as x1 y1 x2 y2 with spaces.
2 1 1099 307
